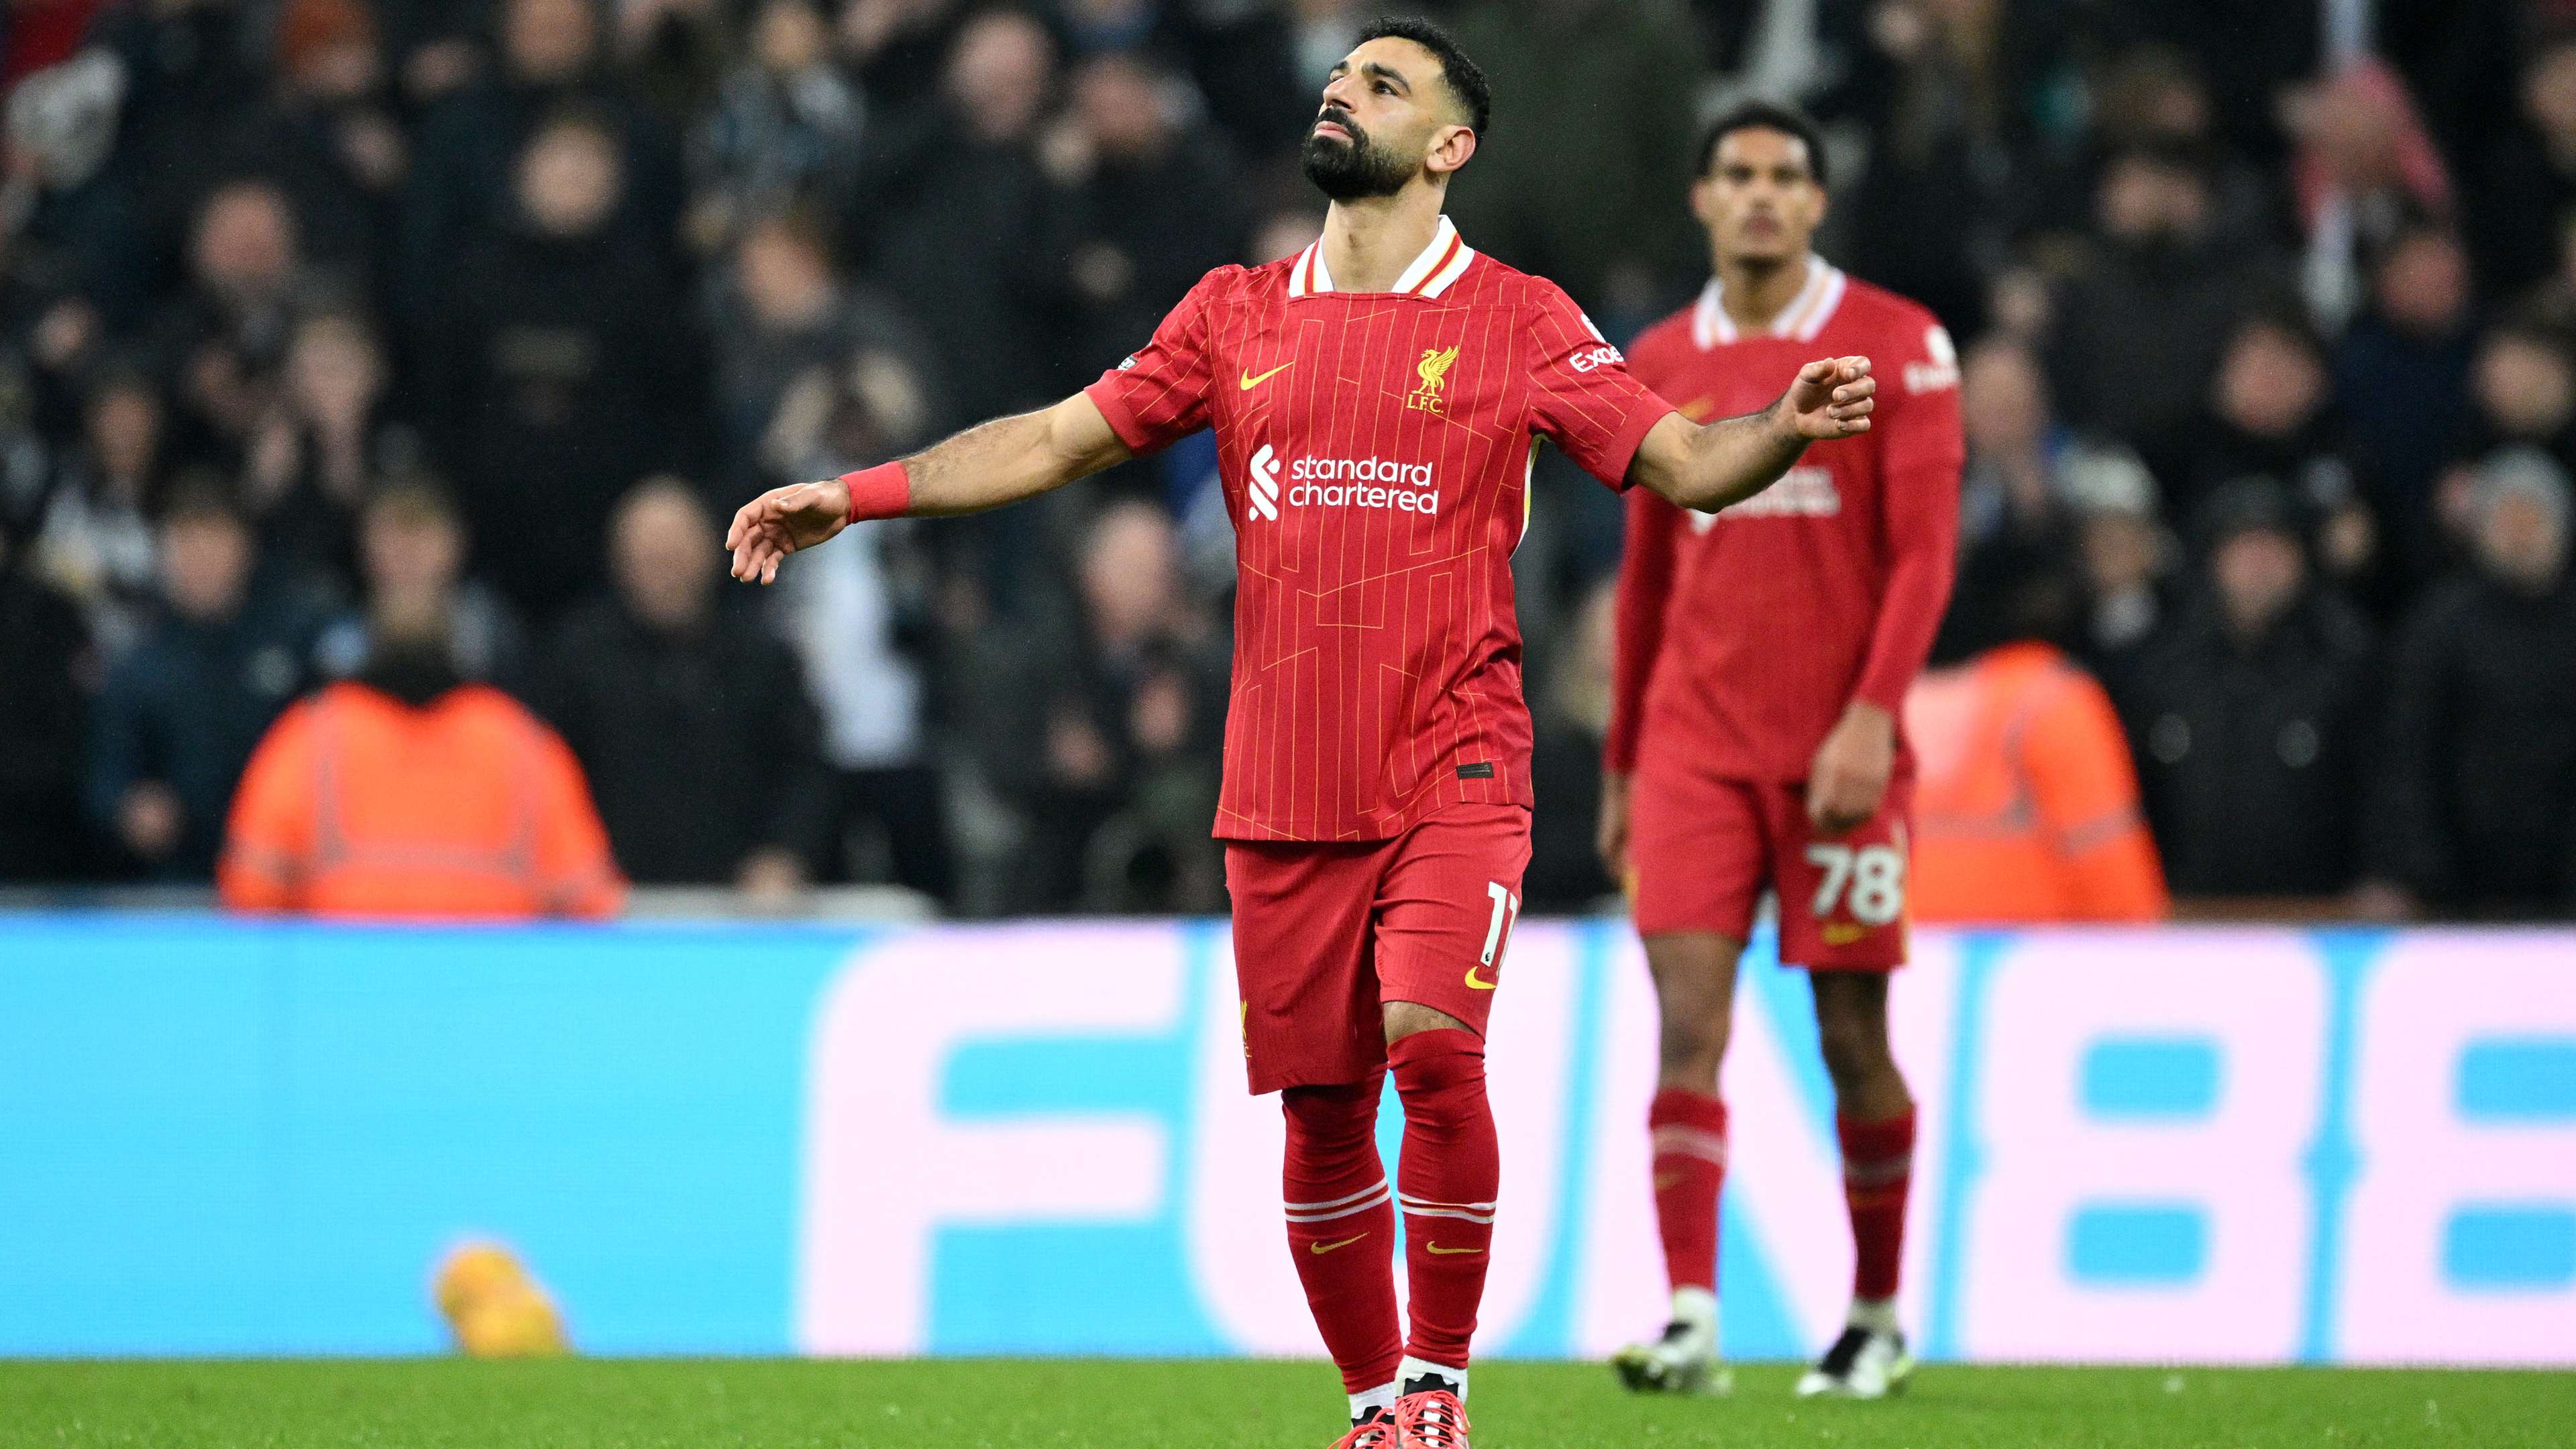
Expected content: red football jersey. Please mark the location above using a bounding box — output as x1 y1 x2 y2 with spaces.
1086 217 1674 842
1609 259 1966 783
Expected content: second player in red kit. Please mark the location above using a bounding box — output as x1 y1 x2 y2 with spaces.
727 25 1878 1449
1603 104 1964 1403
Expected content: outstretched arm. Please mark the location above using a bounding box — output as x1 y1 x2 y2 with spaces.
1625 356 1874 513
727 391 1130 584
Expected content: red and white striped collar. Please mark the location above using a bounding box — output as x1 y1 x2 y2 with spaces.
1691 255 1847 348
1289 215 1477 300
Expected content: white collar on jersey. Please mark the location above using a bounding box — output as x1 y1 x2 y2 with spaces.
1289 215 1478 300
1692 254 1847 348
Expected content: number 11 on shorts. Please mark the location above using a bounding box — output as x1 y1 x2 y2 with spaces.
1481 881 1521 967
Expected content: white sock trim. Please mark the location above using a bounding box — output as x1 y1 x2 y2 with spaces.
1349 1381 1397 1421
1399 1355 1466 1401
1671 1285 1717 1335
1286 1181 1393 1223
1848 1296 1899 1336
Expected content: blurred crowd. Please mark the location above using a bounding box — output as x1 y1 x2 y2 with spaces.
0 0 2569 920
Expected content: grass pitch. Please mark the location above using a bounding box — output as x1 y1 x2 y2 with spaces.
1 1358 2568 1448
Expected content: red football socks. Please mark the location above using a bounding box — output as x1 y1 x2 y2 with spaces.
1837 1108 1917 1301
1282 1075 1401 1395
1388 1029 1499 1371
1649 1087 1729 1294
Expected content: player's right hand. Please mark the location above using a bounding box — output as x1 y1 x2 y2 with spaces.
1597 770 1631 884
727 478 852 585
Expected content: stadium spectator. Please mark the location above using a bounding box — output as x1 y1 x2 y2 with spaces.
2026 44 2279 260
2367 447 2576 918
690 0 867 250
1046 50 1254 395
964 500 1225 913
2282 60 2455 331
0 527 93 881
2061 442 2180 680
772 501 953 905
2337 224 2477 594
2047 138 2288 490
1807 0 2020 336
2120 480 2378 900
24 368 168 660
1444 0 1703 326
835 0 972 121
373 0 488 109
396 0 686 333
1906 564 2169 922
710 209 941 500
755 348 956 904
2457 318 2576 485
85 481 322 881
1945 338 2080 661
311 474 528 690
426 111 710 621
2463 33 2576 298
841 8 1063 429
206 0 409 286
91 0 268 253
2181 311 2379 601
156 181 307 471
3 49 152 337
217 623 625 920
534 478 830 901
243 307 421 590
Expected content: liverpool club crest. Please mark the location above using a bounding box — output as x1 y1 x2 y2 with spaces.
1408 344 1461 415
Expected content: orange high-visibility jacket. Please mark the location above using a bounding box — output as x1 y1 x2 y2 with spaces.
219 682 627 920
1902 641 2168 923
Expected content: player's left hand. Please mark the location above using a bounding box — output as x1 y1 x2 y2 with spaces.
1807 699 1895 835
1784 356 1874 440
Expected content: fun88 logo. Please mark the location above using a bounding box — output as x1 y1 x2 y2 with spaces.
1247 445 1281 521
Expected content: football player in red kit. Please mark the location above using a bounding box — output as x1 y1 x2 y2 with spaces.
1603 103 1964 1401
729 27 1876 1449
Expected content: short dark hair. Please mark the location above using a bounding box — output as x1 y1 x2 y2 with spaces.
1356 16 1491 138
1695 100 1828 187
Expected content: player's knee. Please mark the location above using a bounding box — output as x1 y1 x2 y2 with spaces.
1385 1018 1487 1125
1813 1012 1896 1091
1381 999 1472 1046
1655 1002 1730 1082
1281 1078 1381 1157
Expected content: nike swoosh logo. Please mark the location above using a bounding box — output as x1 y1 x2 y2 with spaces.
1464 965 1497 991
1309 1233 1369 1255
1239 362 1295 390
1654 1171 1684 1191
1425 1242 1483 1256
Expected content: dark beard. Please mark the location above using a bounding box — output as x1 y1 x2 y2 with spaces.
1301 112 1412 201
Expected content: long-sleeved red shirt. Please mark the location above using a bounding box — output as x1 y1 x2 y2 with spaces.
1607 260 1966 782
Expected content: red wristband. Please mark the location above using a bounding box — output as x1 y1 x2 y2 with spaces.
839 461 912 524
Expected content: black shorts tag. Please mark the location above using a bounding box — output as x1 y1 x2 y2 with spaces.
1456 761 1496 780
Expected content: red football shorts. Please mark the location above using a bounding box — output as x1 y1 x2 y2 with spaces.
1224 802 1531 1094
1629 761 1912 971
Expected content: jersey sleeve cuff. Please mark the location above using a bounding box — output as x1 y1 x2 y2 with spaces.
1599 405 1678 492
1083 377 1157 454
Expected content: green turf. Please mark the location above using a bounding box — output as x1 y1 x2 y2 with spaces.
1 1359 2568 1448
